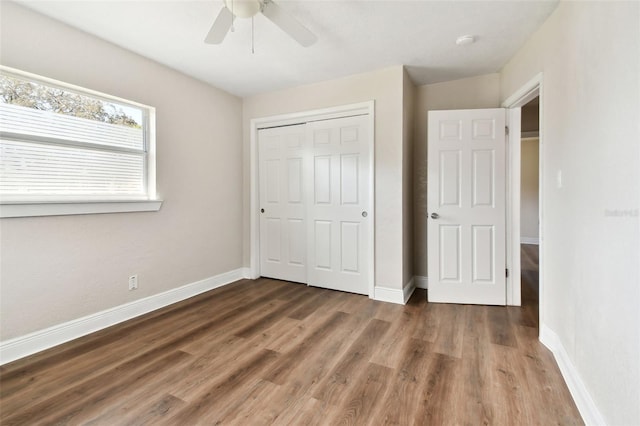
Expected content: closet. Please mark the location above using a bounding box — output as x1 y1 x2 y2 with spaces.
258 113 371 295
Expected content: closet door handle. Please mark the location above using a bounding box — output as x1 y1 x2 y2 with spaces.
431 212 439 219
362 211 368 218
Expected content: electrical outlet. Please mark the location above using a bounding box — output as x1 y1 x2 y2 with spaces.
128 274 138 290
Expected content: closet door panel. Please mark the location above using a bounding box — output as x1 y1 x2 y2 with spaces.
258 124 307 283
306 115 370 295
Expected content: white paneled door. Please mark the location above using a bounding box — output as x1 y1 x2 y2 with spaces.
427 109 507 305
305 116 370 295
259 124 307 283
258 115 370 295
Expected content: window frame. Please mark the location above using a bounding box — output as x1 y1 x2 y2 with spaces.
0 66 161 218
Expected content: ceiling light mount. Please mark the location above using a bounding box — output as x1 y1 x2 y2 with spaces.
224 0 261 19
456 35 476 46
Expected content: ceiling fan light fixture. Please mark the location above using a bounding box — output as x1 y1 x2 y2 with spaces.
205 0 317 47
224 0 262 19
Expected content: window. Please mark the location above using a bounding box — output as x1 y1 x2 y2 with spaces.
0 66 161 217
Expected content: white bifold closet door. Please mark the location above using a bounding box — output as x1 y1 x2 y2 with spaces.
305 116 370 295
259 124 307 284
258 115 370 295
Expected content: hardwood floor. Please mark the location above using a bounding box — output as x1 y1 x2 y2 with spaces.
1 249 582 425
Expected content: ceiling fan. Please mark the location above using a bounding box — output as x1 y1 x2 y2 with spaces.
204 0 317 47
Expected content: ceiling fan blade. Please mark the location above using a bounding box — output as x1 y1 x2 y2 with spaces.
204 6 233 44
261 1 317 47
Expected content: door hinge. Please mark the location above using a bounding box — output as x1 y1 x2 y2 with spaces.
505 268 509 278
505 126 510 136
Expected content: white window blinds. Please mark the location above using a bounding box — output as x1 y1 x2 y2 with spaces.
0 68 154 202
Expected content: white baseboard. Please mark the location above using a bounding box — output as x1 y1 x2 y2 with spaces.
374 286 404 304
0 268 246 365
520 237 540 245
374 277 416 305
539 324 605 426
403 277 416 304
415 276 428 289
241 267 253 279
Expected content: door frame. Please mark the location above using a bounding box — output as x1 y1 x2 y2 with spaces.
502 73 543 315
249 101 376 299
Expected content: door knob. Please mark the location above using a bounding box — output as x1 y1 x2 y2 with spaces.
362 211 368 218
260 208 265 213
430 212 439 219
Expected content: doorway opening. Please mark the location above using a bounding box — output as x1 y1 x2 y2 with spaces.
503 72 543 330
520 96 540 325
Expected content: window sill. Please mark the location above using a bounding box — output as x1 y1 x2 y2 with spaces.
0 200 163 218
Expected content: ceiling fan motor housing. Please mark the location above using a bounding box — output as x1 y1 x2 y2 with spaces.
224 0 262 18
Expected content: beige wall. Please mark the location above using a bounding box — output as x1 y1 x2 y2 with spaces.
0 3 244 340
501 2 640 424
413 74 501 278
402 69 416 287
242 66 407 290
520 138 539 241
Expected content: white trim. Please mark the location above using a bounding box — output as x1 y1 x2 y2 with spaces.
520 237 539 245
374 276 416 305
540 325 604 426
414 275 429 289
240 267 253 279
373 286 405 304
503 72 543 309
521 131 539 139
249 101 376 298
252 102 373 130
403 277 416 303
0 200 163 218
0 268 245 365
505 107 522 306
502 73 543 108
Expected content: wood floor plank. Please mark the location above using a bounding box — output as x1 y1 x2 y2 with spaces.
166 349 279 424
282 396 327 426
287 288 331 320
459 305 496 425
211 378 280 424
263 310 348 385
0 248 583 426
368 338 432 425
411 293 440 343
430 303 467 358
312 318 391 405
487 342 537 424
121 394 187 426
486 305 519 348
271 309 372 397
327 362 393 425
511 324 583 425
0 277 283 410
233 288 313 338
412 352 460 425
264 308 331 354
2 350 193 425
168 336 258 402
370 303 421 369
85 391 187 426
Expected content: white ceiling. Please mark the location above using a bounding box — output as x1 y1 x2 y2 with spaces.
15 0 559 98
